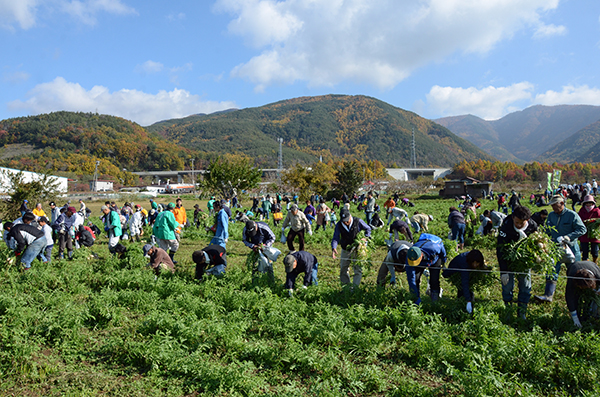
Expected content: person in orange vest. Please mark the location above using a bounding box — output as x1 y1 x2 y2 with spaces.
173 198 188 242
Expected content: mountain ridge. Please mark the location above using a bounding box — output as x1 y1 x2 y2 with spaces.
436 104 600 164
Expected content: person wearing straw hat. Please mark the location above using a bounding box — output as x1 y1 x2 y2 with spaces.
536 195 586 303
405 233 447 304
577 194 600 263
497 205 538 319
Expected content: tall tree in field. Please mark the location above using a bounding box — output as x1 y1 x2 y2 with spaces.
334 161 363 195
199 155 262 198
0 170 61 221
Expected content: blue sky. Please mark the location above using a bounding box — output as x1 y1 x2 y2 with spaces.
1 0 600 126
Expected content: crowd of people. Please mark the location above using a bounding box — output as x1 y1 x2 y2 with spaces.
3 183 600 329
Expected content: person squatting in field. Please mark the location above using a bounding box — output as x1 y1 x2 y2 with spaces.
192 244 227 280
143 244 175 276
565 261 600 328
284 250 319 296
442 249 486 314
4 212 47 270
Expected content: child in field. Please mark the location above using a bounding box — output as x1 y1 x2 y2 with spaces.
38 217 54 263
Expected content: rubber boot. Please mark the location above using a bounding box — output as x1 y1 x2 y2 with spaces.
67 250 73 260
534 281 557 303
517 302 527 320
169 250 178 264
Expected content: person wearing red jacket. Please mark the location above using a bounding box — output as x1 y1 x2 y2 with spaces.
578 195 600 263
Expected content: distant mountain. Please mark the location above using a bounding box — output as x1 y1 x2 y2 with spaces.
148 95 496 168
436 105 600 164
537 119 600 163
434 114 521 163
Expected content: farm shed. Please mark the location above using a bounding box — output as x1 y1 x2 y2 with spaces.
440 178 493 198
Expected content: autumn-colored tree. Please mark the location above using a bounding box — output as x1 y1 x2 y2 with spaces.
282 162 337 201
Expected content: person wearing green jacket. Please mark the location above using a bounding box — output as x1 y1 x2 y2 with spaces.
152 202 180 263
207 196 216 216
102 205 122 253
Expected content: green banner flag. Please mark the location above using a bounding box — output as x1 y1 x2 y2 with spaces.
547 172 552 190
553 170 562 187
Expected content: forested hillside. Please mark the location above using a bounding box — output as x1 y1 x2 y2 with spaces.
148 95 496 168
0 112 195 183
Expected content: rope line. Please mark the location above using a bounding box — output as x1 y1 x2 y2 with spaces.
167 227 583 281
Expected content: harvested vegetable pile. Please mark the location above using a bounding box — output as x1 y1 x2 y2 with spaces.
503 230 563 274
584 218 600 240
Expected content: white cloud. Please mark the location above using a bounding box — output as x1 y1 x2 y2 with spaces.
167 12 185 21
533 23 567 39
535 85 600 106
216 0 562 90
8 77 237 126
0 0 38 29
134 60 164 74
0 0 135 29
426 82 534 120
4 70 31 84
62 0 136 25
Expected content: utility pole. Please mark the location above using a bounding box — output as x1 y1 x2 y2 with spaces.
191 158 195 193
411 128 417 168
92 161 100 192
278 137 283 184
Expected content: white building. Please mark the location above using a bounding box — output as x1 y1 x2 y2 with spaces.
90 180 114 192
386 168 452 181
0 167 68 194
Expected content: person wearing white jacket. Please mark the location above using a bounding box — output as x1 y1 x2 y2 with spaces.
128 205 144 242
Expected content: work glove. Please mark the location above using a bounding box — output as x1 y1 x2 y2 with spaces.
571 311 582 328
466 302 473 314
15 251 21 257
308 230 313 236
104 226 110 232
501 273 510 286
281 227 285 232
288 289 293 297
562 236 571 243
302 285 307 289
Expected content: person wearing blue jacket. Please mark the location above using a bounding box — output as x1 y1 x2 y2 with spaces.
405 233 447 303
210 200 229 249
442 250 485 313
536 194 586 302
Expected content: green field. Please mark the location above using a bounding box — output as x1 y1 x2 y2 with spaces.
1 195 599 396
